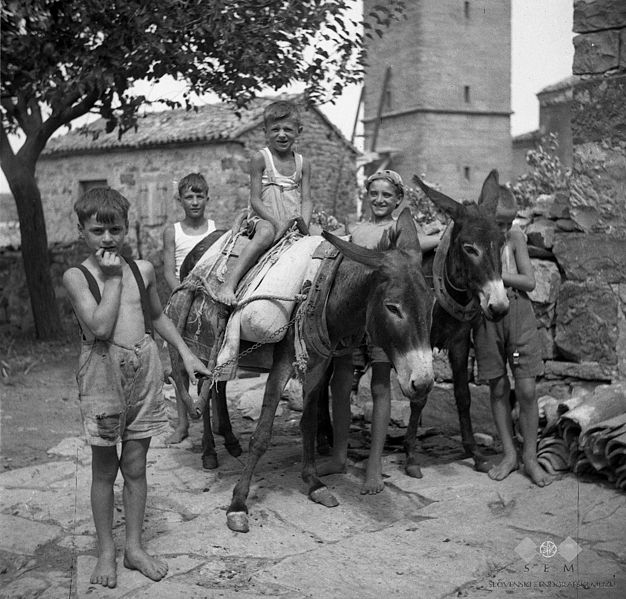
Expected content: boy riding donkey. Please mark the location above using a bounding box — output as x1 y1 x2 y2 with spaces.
212 99 313 305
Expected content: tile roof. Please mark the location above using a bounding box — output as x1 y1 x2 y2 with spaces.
43 93 357 156
537 76 581 96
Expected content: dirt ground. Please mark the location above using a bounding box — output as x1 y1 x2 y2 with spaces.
0 332 499 473
1 334 84 471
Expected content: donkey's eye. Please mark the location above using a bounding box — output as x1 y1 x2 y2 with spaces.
386 303 402 317
463 244 479 257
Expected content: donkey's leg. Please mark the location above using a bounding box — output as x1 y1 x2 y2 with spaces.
448 328 489 472
215 381 242 457
227 337 294 533
405 395 428 479
200 382 218 470
316 363 334 456
301 359 339 507
167 347 198 419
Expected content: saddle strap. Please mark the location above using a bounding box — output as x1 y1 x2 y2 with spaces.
297 241 346 364
432 223 480 322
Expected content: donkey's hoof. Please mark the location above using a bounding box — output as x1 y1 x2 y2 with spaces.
225 439 243 458
405 463 423 479
227 511 249 533
309 486 339 507
202 454 218 470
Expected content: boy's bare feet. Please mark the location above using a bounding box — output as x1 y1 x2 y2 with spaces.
523 457 553 487
361 474 385 495
90 549 117 588
488 454 519 481
317 458 346 476
165 427 188 444
123 548 168 582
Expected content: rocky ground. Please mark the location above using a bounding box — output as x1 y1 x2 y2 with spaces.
1 339 625 598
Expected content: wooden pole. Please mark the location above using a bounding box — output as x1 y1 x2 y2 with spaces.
370 66 392 153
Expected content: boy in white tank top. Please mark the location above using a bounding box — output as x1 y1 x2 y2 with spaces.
162 173 215 442
163 173 216 290
213 100 312 306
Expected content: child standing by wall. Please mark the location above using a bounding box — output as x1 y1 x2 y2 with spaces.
63 188 210 588
213 100 312 305
162 173 216 442
319 170 440 494
472 191 552 487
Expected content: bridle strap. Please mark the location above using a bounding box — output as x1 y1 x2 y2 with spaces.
432 223 480 322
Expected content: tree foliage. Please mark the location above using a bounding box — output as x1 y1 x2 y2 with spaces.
2 0 405 138
0 0 405 338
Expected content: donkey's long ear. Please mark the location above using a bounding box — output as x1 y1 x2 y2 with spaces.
394 207 420 252
322 231 384 269
413 174 466 221
477 169 501 212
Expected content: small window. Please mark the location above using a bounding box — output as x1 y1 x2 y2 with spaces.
464 85 470 103
464 166 471 181
79 179 108 195
464 1 470 19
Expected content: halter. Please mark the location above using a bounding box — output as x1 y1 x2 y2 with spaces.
432 223 480 322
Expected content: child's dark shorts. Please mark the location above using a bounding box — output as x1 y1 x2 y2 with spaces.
352 337 390 366
77 335 169 446
473 289 543 382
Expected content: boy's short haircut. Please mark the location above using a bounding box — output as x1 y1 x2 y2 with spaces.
263 100 302 128
74 187 130 226
178 173 209 197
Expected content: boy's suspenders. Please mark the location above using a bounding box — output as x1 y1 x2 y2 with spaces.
75 257 153 337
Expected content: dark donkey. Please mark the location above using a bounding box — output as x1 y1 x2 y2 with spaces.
167 229 242 470
404 170 510 478
227 208 434 533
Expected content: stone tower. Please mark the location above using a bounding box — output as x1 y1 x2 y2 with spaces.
362 0 512 199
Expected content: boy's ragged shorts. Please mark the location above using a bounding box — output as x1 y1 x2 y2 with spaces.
77 335 169 446
352 336 391 367
473 289 543 382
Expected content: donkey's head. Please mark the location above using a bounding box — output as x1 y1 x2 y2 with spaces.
414 171 510 321
323 208 434 400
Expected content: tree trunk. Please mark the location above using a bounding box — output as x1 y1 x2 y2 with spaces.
4 160 64 339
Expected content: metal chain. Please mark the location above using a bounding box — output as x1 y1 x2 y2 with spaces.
208 302 306 383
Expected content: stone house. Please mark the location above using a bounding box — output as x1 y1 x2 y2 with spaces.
32 94 359 261
0 95 358 329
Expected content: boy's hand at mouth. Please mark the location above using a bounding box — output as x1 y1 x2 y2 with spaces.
96 248 123 278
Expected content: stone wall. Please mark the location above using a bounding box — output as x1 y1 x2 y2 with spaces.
517 197 624 383
558 0 626 381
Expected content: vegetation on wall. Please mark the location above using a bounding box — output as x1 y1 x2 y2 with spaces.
512 134 571 208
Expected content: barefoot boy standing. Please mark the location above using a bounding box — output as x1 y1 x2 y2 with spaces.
162 172 216 444
472 189 552 487
63 187 210 588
